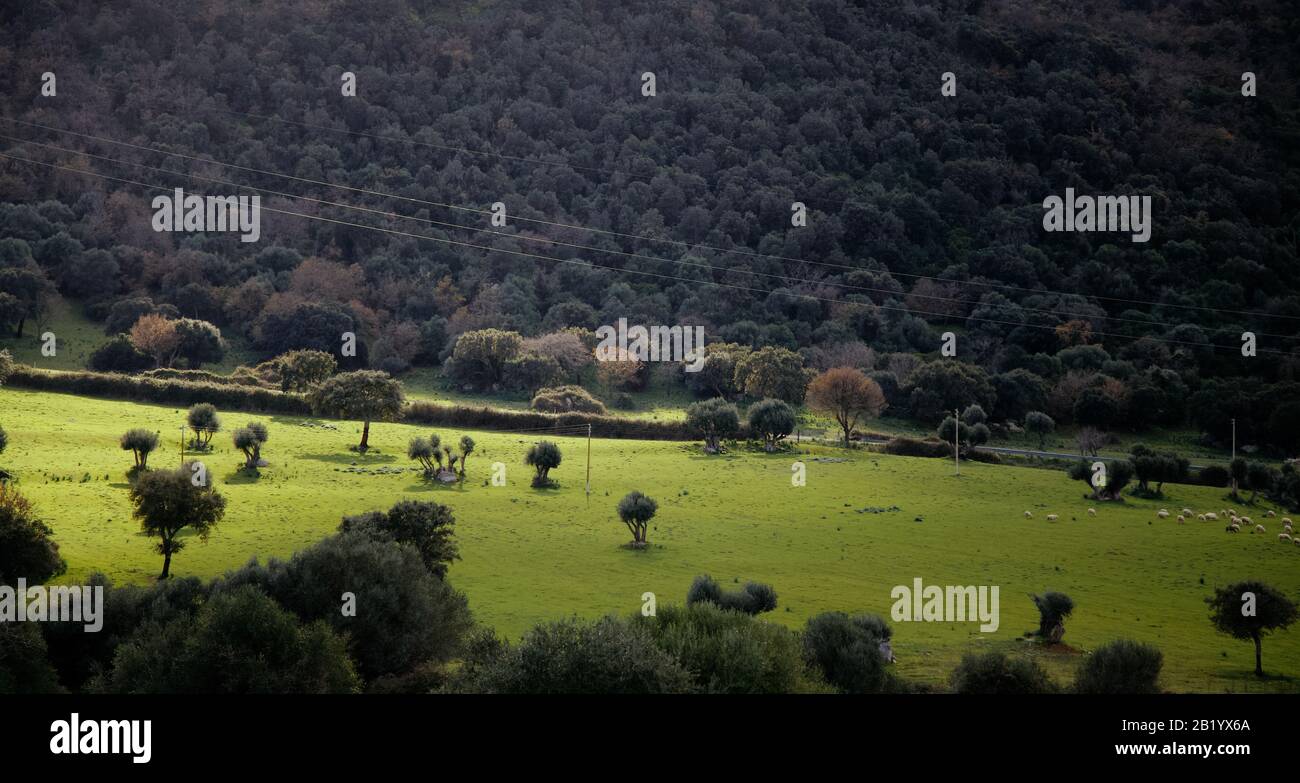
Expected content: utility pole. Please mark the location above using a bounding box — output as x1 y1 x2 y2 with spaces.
1231 417 1237 494
953 408 960 476
585 423 592 500
180 425 186 467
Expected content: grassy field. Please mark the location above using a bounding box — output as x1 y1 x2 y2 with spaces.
1 385 1297 692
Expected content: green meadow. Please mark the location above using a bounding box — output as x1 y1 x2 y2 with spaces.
1 385 1297 692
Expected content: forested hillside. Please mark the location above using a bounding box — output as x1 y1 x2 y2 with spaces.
1 0 1298 447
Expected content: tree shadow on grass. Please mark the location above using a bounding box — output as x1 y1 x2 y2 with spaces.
223 469 262 485
299 451 397 465
402 480 466 493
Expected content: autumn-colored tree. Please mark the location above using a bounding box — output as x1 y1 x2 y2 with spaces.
129 313 181 368
1055 319 1094 348
806 367 887 446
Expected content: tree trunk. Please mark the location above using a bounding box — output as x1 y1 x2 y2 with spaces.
1254 633 1263 677
359 419 370 451
159 541 173 580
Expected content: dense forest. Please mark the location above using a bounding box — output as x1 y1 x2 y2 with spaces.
1 0 1298 449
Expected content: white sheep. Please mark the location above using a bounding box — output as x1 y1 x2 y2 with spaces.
1181 508 1193 516
1024 511 1033 519
1230 516 1241 525
1266 510 1276 518
1156 510 1170 519
1227 524 1240 533
1087 508 1096 516
1046 513 1059 521
1205 512 1219 521
1177 515 1185 525
1254 524 1266 534
1197 514 1207 521
1280 533 1292 542
1241 516 1253 525
1282 517 1293 526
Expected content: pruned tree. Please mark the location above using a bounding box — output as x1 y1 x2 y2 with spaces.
617 490 658 547
309 370 405 452
806 367 886 447
186 403 220 449
458 436 475 479
232 422 269 470
1030 591 1074 644
525 440 562 487
120 428 159 473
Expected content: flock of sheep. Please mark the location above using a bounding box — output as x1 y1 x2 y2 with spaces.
1022 507 1297 546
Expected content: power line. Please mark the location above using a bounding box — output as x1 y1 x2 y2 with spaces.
10 115 1295 324
5 114 1294 327
2 150 1290 358
17 132 1291 339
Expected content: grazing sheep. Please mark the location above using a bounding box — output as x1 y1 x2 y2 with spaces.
1181 508 1193 516
1157 510 1170 518
1205 512 1219 521
1279 533 1292 542
1229 509 1238 516
1087 508 1096 516
1046 514 1059 521
1282 517 1293 526
1227 524 1240 533
1177 515 1185 524
1241 516 1253 525
1230 516 1241 526
1024 511 1033 519
1197 514 1207 521
1254 524 1266 534
1266 510 1276 518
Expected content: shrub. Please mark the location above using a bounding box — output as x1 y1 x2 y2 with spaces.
0 483 67 585
5 365 311 414
403 400 694 441
950 651 1056 694
530 384 606 415
685 574 778 615
631 603 824 693
88 334 152 373
1196 464 1230 488
453 616 694 694
213 532 472 680
801 611 896 693
1074 639 1163 694
339 500 460 579
91 585 360 694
